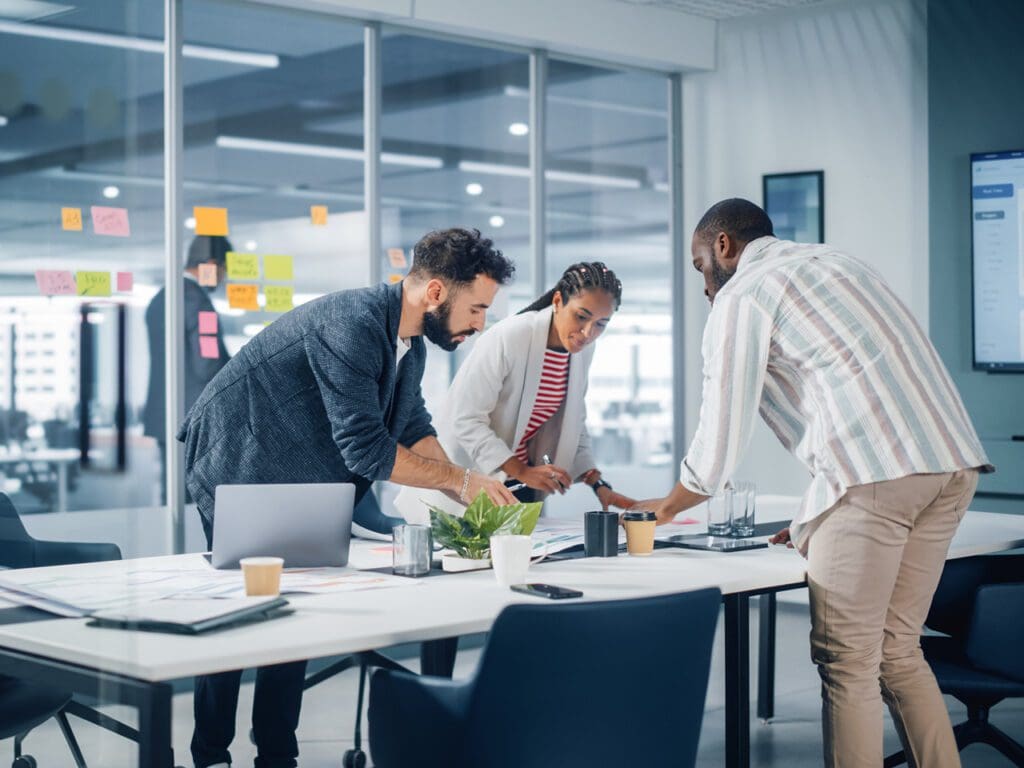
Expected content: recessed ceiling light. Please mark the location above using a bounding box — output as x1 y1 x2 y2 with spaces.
508 122 528 136
465 182 483 196
489 215 505 228
102 185 119 199
0 116 7 127
185 217 196 230
245 240 258 251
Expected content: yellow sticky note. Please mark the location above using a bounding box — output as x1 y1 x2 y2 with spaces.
76 271 111 296
226 252 260 281
263 255 294 282
194 206 229 236
264 285 294 313
227 283 259 310
311 205 328 226
61 207 83 231
388 273 403 284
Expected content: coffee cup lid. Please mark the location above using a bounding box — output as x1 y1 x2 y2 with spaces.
622 511 656 522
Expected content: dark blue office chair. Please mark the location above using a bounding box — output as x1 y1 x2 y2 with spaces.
368 587 721 768
885 554 1024 767
0 492 122 768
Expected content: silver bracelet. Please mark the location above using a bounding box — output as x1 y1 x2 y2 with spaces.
459 468 472 503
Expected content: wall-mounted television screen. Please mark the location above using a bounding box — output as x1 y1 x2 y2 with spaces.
972 149 1024 371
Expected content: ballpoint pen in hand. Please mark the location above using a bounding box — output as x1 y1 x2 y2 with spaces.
506 482 527 492
542 454 567 491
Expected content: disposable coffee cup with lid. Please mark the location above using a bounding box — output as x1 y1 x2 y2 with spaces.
622 511 657 556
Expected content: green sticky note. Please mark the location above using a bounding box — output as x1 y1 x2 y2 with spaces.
76 271 112 296
264 285 294 313
263 255 294 282
226 252 260 281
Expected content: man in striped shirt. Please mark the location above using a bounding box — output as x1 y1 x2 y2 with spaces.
645 199 991 767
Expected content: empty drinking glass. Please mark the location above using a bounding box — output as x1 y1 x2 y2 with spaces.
706 492 733 536
392 524 432 577
732 481 756 537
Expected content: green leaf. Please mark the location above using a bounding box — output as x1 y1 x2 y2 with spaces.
424 493 543 560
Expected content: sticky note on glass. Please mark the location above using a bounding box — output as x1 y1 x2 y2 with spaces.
198 310 218 335
116 272 133 292
387 248 407 268
264 285 293 313
91 206 130 237
194 206 229 236
227 283 259 310
388 273 402 284
311 205 328 226
199 336 220 359
76 271 112 296
263 255 293 282
198 263 218 287
226 252 260 281
35 270 77 296
61 207 83 231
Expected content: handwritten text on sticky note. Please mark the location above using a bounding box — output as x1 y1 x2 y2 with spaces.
263 255 293 281
61 207 83 231
264 285 294 313
227 283 259 310
76 271 112 296
91 206 130 237
35 270 77 296
226 252 260 280
199 336 220 359
194 206 228 236
311 205 328 226
198 311 218 335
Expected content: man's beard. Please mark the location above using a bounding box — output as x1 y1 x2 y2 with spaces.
709 257 736 296
422 299 473 351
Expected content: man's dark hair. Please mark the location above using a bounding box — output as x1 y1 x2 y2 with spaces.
694 198 774 247
409 228 515 287
185 235 233 269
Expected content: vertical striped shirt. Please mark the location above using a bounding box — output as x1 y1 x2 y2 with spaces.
681 237 991 538
515 349 571 463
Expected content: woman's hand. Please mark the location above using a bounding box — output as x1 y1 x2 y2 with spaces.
514 464 573 495
768 527 794 548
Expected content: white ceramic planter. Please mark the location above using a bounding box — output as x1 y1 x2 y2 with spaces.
441 553 492 573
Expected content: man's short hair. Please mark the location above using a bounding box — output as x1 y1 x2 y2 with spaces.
694 198 774 247
185 235 233 269
408 228 515 287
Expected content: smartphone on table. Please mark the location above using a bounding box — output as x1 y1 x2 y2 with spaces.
510 583 583 600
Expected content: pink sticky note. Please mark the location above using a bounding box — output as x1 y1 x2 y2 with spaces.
198 311 218 335
90 206 130 237
35 270 77 296
116 271 133 292
199 336 219 359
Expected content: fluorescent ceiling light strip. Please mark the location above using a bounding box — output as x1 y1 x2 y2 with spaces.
503 85 666 118
217 135 442 169
0 19 279 68
457 160 529 178
546 169 642 189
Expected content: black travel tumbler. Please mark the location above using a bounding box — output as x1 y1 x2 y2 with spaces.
584 510 619 557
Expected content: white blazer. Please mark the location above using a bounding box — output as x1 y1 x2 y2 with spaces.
396 306 597 522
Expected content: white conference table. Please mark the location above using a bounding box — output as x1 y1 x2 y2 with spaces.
0 509 1021 768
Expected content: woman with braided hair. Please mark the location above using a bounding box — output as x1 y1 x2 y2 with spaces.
398 261 637 520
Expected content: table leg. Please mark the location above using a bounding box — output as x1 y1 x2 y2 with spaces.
56 461 68 513
724 593 750 768
137 682 174 768
758 592 777 722
420 636 458 677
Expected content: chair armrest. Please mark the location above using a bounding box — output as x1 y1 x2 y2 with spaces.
32 540 121 567
368 669 471 768
966 582 1024 682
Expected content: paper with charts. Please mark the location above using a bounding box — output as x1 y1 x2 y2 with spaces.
0 553 418 618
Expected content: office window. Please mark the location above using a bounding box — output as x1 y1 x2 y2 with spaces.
0 2 165 516
545 61 674 503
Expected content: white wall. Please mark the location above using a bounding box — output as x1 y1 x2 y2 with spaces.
681 0 929 497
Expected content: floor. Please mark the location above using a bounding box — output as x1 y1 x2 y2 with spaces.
12 600 1024 767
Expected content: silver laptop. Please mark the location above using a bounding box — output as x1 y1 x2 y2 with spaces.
211 483 356 569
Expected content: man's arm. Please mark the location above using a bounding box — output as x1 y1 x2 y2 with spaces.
390 444 515 506
407 435 449 464
633 483 708 525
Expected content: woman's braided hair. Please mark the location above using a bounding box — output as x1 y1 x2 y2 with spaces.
518 261 622 314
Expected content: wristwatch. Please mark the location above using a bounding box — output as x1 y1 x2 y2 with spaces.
588 478 613 497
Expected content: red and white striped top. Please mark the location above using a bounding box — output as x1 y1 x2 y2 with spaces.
514 348 570 464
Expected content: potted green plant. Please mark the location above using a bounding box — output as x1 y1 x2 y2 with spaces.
427 491 543 572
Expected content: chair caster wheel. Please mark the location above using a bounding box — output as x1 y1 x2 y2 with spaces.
343 748 367 768
13 756 39 768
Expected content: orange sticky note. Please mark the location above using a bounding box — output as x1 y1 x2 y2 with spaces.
199 336 220 359
311 205 328 226
61 207 82 231
91 206 130 237
198 263 218 287
35 270 77 295
388 273 402 284
387 248 407 268
198 311 218 335
227 283 259 310
194 206 229 236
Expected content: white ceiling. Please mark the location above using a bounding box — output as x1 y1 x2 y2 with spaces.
615 0 831 20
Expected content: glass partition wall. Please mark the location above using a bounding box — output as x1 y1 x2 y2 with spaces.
0 5 678 549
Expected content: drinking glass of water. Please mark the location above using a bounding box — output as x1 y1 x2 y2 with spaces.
731 481 756 537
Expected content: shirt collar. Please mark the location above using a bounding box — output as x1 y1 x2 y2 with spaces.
733 236 777 278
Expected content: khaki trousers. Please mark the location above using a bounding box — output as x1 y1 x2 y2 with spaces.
804 470 978 768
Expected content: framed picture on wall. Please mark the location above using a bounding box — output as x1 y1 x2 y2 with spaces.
763 171 824 243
